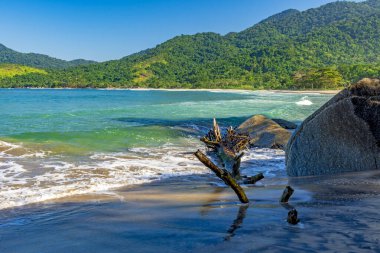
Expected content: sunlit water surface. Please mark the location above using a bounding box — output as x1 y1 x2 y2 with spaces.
1 89 379 252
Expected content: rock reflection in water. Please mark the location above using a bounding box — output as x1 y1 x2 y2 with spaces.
289 169 380 201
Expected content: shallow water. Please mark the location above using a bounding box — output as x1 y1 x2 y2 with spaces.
1 172 380 253
0 89 329 209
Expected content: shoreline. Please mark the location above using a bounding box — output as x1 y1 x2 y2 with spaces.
267 89 341 94
1 87 342 94
2 172 380 252
126 88 341 94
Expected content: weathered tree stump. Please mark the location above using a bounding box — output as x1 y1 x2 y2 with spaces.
200 118 250 178
287 209 300 225
195 119 264 203
195 119 302 225
279 186 300 224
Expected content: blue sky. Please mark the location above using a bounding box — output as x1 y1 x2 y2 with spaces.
0 0 363 62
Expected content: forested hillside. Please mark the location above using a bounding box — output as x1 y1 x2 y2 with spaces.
1 0 380 89
0 44 95 69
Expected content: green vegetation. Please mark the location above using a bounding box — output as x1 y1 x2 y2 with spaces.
0 44 96 69
0 64 47 79
0 0 380 89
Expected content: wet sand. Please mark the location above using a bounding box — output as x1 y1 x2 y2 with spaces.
1 171 380 253
268 89 341 95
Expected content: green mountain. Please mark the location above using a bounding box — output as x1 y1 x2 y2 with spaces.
1 0 380 89
0 44 96 69
0 64 47 78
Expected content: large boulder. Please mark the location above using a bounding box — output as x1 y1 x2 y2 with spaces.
237 115 291 149
272 118 298 130
286 78 380 176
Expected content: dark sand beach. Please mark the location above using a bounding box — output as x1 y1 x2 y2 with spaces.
1 170 380 253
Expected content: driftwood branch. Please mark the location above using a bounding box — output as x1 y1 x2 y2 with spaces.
243 173 264 185
200 137 220 148
280 186 294 203
194 150 249 203
196 118 302 225
213 118 222 142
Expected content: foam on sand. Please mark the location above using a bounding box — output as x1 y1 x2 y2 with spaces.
0 141 207 209
0 138 287 210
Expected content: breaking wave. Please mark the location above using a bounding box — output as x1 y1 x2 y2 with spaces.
0 139 285 210
296 96 313 106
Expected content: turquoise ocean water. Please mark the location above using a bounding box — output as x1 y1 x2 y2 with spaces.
0 89 332 209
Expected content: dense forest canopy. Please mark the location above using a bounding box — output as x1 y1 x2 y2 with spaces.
0 0 380 89
0 44 96 69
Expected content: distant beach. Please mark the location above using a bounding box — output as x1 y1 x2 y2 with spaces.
15 87 342 95
267 89 341 94
122 87 342 95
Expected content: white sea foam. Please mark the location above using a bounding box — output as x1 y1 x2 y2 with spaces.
0 161 26 182
296 96 313 106
0 139 286 210
20 151 48 158
0 141 208 210
0 140 21 154
164 97 288 113
0 140 48 158
241 148 285 177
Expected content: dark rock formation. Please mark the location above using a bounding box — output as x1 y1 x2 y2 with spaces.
286 78 380 176
237 115 291 149
272 118 298 129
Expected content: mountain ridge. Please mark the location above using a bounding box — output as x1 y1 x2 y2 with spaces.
0 43 96 69
0 0 380 89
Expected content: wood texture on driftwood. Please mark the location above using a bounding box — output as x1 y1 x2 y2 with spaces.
200 118 249 178
194 150 249 203
280 186 294 203
243 173 264 185
279 186 299 224
287 209 300 225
